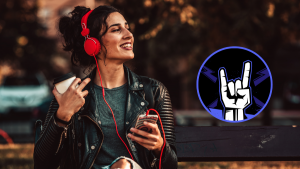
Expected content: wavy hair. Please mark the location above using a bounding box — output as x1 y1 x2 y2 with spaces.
58 5 119 69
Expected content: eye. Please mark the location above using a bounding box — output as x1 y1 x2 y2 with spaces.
112 29 120 32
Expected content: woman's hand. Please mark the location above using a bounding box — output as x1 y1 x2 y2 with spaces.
128 121 164 157
52 78 91 123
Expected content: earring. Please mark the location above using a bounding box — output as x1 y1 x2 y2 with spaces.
104 57 107 66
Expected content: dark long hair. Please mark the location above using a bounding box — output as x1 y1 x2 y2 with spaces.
58 5 119 69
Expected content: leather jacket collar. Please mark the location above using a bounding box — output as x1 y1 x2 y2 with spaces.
73 65 152 169
79 65 149 125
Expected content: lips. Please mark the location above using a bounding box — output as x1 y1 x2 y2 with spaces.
120 42 132 50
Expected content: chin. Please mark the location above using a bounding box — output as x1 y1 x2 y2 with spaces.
129 54 134 59
124 53 134 60
117 54 134 63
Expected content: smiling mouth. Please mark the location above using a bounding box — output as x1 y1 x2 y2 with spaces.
120 43 132 50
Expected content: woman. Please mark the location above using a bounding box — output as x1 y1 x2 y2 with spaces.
34 5 177 169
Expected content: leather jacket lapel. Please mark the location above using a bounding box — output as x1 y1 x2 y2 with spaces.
78 65 152 168
81 65 149 123
125 91 149 131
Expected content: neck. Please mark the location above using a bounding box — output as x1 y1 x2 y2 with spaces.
93 59 127 89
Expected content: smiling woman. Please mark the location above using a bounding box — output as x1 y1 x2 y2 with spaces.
99 12 134 67
34 5 177 169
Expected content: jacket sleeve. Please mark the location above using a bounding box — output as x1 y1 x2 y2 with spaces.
152 83 178 169
34 98 70 169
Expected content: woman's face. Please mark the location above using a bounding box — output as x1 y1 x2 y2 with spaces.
100 12 134 62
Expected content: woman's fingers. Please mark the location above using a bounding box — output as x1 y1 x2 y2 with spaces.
143 122 161 135
128 133 155 145
133 140 152 150
53 78 90 119
129 122 164 151
130 134 163 151
77 78 91 91
134 140 156 151
70 78 81 90
82 90 89 98
130 127 157 140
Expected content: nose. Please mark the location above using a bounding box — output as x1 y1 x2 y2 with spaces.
123 28 133 40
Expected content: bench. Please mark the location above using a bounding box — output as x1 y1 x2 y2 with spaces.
34 121 300 162
175 126 300 161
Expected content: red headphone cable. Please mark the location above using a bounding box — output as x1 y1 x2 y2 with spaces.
92 50 165 169
81 10 165 168
146 108 166 169
92 54 134 161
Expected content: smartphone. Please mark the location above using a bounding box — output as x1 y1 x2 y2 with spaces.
133 114 158 138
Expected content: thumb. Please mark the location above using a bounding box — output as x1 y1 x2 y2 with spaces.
145 122 159 134
237 88 250 96
52 86 61 99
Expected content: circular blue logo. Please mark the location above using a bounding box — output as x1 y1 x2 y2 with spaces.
196 46 273 123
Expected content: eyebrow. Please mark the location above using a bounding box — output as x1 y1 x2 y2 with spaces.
108 22 128 29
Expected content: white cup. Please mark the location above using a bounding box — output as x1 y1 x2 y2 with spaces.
53 73 79 94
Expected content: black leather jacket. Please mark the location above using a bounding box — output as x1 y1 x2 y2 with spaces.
34 66 177 169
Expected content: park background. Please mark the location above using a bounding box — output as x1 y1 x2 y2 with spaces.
1 0 300 168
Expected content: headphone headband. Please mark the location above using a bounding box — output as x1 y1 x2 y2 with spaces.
81 10 93 37
80 9 101 56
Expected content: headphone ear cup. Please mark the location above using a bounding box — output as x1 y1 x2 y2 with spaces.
84 37 101 56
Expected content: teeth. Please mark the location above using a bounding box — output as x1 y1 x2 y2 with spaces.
121 43 131 48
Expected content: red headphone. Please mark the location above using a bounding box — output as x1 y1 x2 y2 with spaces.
81 10 101 56
80 10 166 169
80 9 136 161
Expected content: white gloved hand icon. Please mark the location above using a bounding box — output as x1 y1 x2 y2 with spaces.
219 61 251 121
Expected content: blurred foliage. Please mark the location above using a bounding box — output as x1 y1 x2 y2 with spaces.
0 0 56 76
109 0 300 67
107 0 300 109
1 0 300 109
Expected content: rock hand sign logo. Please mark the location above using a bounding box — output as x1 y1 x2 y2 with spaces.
219 61 252 121
196 46 273 123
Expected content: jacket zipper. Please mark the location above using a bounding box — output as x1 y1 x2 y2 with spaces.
151 157 158 168
55 125 69 154
125 110 147 163
125 133 135 159
81 115 104 169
